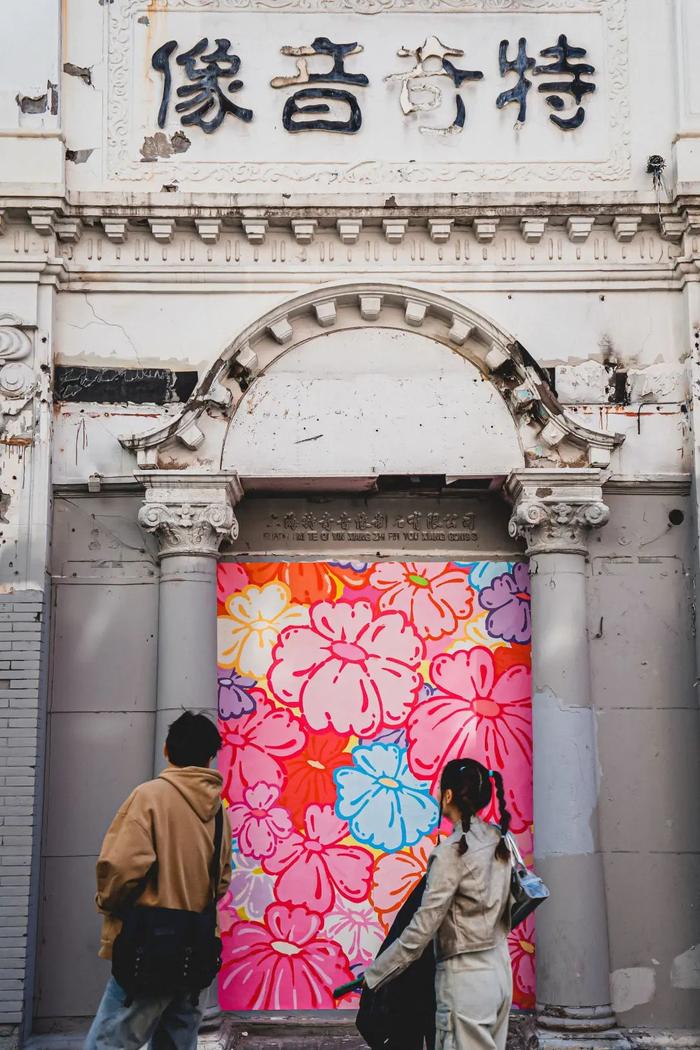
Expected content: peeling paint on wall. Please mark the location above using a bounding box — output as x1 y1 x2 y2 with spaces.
15 80 58 115
140 130 191 161
63 62 93 87
611 967 656 1014
671 945 700 989
66 148 95 164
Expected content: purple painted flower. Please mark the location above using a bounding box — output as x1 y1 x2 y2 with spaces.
365 727 408 749
478 563 531 644
218 670 258 720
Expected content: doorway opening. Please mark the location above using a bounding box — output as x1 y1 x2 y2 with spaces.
216 560 534 1012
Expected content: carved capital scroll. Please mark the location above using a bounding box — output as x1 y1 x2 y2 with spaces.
506 469 609 556
136 471 242 558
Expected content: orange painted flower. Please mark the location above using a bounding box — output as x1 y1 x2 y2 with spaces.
246 563 369 605
280 731 354 829
370 834 436 933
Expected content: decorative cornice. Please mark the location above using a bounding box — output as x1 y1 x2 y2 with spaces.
506 468 609 555
136 471 243 558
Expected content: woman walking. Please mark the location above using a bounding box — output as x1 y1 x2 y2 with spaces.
364 758 513 1050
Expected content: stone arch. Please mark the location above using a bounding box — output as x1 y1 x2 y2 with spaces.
122 282 621 479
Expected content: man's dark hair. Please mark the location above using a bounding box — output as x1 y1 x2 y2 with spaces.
166 712 222 768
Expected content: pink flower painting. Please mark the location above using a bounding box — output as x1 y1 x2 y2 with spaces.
369 562 474 640
228 782 293 859
219 692 305 804
217 561 534 1011
221 904 353 1010
263 804 373 914
407 647 532 831
269 601 425 736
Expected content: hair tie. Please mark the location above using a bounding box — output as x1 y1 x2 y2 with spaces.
488 770 496 778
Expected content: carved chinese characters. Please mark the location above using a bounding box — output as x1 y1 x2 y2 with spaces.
270 37 369 134
152 37 253 134
385 36 483 136
148 29 596 140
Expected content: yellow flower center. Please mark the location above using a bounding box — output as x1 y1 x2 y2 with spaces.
408 573 430 587
307 759 326 770
379 777 400 789
519 940 535 955
271 940 302 956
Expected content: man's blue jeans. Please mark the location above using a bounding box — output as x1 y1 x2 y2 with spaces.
84 976 203 1050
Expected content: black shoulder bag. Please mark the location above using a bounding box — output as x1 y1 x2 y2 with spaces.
112 802 224 1004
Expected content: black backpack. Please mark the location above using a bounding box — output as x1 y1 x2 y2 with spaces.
112 799 224 1004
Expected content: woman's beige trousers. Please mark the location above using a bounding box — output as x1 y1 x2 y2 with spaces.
435 940 513 1050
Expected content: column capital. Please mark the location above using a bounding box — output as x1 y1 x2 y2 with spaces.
506 469 609 556
136 471 243 559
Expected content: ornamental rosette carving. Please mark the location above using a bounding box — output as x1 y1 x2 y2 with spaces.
508 498 609 555
138 500 239 557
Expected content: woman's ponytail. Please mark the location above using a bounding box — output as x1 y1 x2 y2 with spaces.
490 770 512 862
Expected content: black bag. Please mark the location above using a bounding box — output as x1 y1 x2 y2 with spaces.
354 876 436 1050
112 804 224 1003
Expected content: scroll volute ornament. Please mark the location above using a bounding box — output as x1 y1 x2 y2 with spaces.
0 314 37 401
138 499 239 557
508 497 609 556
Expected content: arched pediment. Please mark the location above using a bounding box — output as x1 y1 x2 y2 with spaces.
121 282 622 483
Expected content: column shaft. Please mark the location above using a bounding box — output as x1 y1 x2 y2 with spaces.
155 554 218 773
507 469 620 1042
530 551 614 1025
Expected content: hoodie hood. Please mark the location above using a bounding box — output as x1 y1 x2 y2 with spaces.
158 766 223 822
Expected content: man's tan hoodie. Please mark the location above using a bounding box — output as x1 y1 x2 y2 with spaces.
95 766 232 960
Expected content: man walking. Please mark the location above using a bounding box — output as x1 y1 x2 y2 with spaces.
85 712 232 1050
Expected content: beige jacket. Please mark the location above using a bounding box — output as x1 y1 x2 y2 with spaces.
365 818 512 990
95 766 232 959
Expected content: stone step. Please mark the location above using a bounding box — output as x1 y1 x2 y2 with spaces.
225 1011 537 1050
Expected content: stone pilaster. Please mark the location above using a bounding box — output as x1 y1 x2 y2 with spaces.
507 470 625 1049
136 472 242 769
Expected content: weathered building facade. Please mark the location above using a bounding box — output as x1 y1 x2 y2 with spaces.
1 0 700 1047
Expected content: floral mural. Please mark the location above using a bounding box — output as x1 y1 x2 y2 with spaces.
217 561 534 1011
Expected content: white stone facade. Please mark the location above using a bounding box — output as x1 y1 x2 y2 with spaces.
2 0 700 1047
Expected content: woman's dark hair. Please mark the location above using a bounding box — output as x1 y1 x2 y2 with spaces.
166 712 222 768
439 758 511 862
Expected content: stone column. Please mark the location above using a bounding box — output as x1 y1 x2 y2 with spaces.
137 471 242 772
507 470 623 1047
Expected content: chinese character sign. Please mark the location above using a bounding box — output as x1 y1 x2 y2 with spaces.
216 560 534 1011
149 26 596 140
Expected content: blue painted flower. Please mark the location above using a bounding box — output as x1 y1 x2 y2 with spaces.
334 743 439 852
467 561 514 592
217 670 258 720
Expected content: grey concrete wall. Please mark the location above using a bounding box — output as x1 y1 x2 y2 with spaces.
589 490 700 1029
35 496 158 1021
